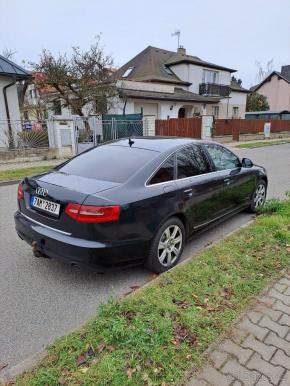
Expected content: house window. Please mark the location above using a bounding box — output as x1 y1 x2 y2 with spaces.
212 106 219 118
233 106 239 118
29 89 36 99
202 69 219 84
122 67 134 78
164 66 174 75
53 99 62 115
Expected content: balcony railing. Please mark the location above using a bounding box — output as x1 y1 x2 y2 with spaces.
199 83 231 97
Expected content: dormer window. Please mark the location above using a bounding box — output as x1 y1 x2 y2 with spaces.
122 67 134 78
164 66 174 75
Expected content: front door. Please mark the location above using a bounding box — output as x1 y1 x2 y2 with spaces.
202 143 256 210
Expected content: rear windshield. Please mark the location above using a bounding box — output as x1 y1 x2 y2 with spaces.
56 145 157 183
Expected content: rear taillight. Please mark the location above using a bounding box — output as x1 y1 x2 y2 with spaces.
65 203 120 223
17 183 24 200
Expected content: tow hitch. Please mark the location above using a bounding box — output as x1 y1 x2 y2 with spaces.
32 241 48 258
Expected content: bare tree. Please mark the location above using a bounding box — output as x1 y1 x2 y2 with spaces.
33 36 117 120
1 48 17 60
255 59 274 82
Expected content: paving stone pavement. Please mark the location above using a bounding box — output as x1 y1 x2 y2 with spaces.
186 274 290 386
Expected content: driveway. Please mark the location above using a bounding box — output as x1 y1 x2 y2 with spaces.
0 143 289 375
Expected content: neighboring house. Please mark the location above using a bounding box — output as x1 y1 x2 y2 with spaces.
110 46 249 119
25 46 249 122
251 65 290 111
23 72 111 120
0 55 31 146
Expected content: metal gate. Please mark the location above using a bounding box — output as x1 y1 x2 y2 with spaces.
74 116 144 154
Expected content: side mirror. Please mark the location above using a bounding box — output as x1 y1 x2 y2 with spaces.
242 158 253 168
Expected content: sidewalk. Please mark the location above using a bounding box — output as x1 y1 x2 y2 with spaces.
0 158 66 172
226 137 290 149
186 274 290 386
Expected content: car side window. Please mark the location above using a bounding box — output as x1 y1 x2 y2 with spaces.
204 144 240 171
149 155 175 185
177 145 210 179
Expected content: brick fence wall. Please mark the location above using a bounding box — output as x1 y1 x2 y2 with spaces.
215 119 290 141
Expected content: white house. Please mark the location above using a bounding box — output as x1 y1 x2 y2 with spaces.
24 46 249 123
0 55 31 146
110 46 249 120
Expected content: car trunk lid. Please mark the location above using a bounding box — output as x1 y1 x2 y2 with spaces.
19 171 120 237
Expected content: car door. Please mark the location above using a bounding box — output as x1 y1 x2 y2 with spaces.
202 143 256 211
175 144 230 232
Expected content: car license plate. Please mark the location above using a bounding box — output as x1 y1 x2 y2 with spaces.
30 195 60 216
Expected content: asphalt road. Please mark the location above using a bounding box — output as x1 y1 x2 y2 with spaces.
0 143 289 375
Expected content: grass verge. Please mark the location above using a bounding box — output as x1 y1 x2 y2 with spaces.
236 139 290 149
0 166 52 182
12 200 290 386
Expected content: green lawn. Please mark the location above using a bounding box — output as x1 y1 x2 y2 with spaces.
0 166 52 182
236 139 290 149
13 199 290 386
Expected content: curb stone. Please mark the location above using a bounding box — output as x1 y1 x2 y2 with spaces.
0 351 47 384
0 179 21 187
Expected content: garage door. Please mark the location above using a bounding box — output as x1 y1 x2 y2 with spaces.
134 103 158 118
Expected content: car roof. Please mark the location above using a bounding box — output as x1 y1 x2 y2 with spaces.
109 136 203 152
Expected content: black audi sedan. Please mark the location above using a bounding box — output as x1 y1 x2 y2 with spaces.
15 137 267 273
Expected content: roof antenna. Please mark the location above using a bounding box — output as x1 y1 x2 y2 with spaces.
128 138 135 147
171 30 181 49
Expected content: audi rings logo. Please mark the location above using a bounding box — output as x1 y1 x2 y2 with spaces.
36 187 48 197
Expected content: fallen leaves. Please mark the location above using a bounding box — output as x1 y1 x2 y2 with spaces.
219 287 232 300
76 354 87 367
172 298 190 309
122 310 136 322
96 342 106 353
58 375 66 385
171 324 197 347
124 285 141 296
126 367 136 379
76 346 97 367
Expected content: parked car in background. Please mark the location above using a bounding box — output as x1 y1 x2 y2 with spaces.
15 137 267 273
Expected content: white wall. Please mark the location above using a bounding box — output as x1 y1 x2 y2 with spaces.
206 91 247 119
170 63 232 93
0 76 22 147
134 102 158 117
0 77 21 121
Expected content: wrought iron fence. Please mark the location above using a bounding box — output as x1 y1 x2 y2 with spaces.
0 120 49 150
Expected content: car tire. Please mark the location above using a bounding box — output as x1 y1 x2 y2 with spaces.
247 180 267 213
146 217 185 273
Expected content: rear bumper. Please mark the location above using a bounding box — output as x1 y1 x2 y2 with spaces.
14 211 149 271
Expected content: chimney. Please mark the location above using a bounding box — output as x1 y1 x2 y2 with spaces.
177 46 186 55
281 65 290 81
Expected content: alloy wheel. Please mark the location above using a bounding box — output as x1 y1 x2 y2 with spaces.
157 225 183 267
254 183 266 208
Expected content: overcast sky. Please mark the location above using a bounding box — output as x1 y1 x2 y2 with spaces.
1 0 289 87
